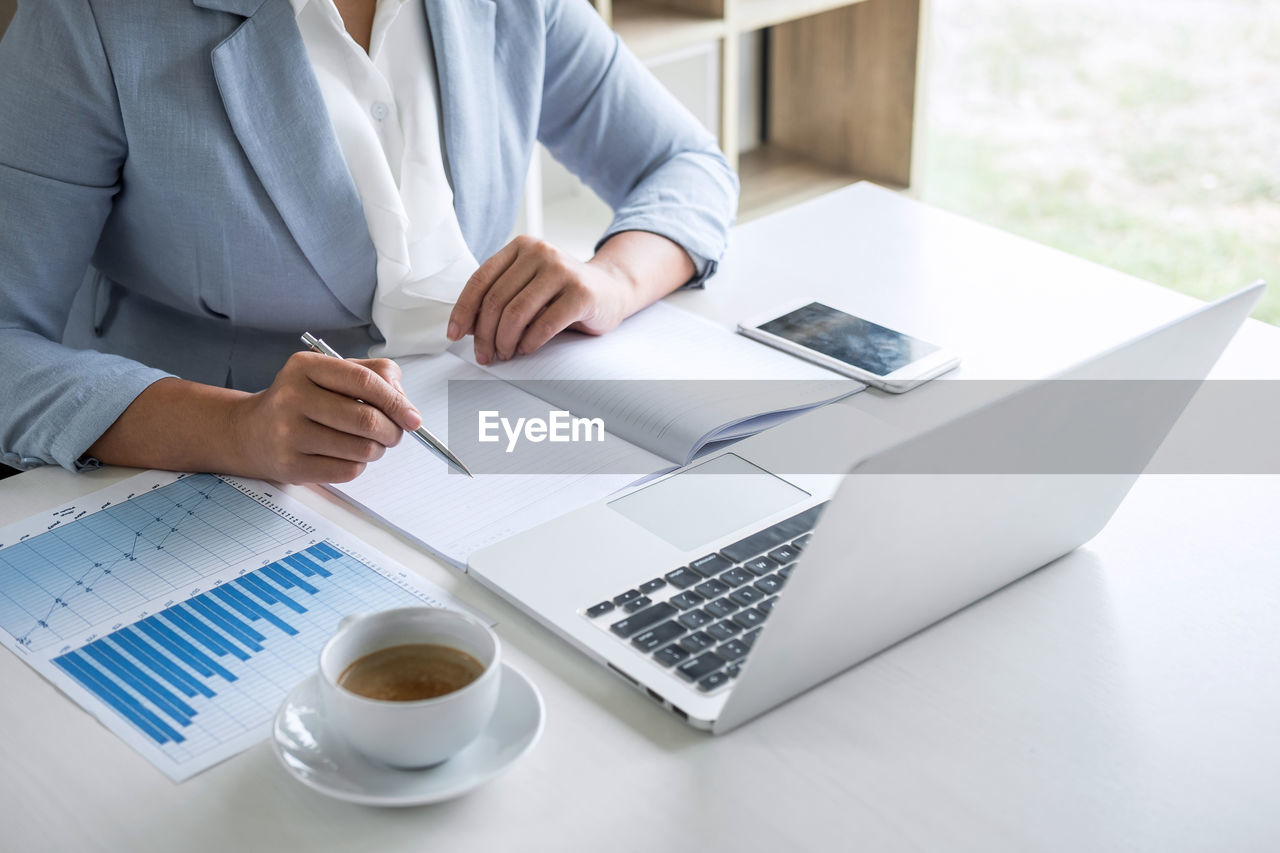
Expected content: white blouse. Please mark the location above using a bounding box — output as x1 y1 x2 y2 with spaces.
289 0 478 358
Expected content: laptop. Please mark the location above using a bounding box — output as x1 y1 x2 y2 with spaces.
467 283 1264 733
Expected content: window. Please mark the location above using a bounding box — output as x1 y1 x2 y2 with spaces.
922 0 1279 324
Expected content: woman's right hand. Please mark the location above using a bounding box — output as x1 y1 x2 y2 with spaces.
231 352 422 484
87 352 421 484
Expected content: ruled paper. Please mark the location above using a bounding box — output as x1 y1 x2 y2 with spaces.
327 353 667 566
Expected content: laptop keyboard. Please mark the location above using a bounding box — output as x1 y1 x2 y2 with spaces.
582 502 827 695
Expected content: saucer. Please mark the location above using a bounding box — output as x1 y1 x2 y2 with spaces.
271 662 544 806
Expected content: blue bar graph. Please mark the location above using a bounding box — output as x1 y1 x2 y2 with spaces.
212 585 297 636
54 651 182 745
284 552 330 579
49 542 440 752
113 627 213 698
136 616 236 682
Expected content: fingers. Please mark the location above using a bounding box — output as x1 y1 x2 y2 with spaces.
451 236 600 363
514 290 591 355
293 417 389 464
448 238 523 341
298 353 421 432
302 391 404 450
471 252 541 365
242 353 425 485
492 274 565 360
281 455 369 486
353 357 404 395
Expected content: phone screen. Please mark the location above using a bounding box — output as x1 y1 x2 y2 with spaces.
756 302 939 377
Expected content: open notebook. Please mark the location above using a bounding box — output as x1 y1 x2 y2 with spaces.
329 301 860 566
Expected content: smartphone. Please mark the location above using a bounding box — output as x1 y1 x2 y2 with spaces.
738 299 959 393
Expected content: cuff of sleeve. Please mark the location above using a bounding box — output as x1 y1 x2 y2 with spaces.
595 223 722 290
50 367 174 473
681 251 717 290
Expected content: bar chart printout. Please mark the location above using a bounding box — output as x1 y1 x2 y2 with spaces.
0 472 470 781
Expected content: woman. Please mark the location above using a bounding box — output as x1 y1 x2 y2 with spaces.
0 0 737 483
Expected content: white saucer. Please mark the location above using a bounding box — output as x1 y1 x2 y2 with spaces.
272 662 544 806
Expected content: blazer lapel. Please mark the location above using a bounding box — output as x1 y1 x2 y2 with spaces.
200 0 374 320
423 0 498 256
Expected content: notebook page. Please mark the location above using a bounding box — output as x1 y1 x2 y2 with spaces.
327 352 667 566
452 300 861 462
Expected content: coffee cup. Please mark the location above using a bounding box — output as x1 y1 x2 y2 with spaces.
316 607 501 768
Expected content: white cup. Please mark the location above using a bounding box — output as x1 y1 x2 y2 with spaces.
317 607 501 768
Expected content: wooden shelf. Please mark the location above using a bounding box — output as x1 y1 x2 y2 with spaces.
737 145 862 222
767 0 921 189
732 0 870 33
611 1 727 60
541 0 922 238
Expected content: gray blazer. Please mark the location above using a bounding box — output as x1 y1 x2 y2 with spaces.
0 0 737 471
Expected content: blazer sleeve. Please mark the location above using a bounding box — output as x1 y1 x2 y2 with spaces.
537 0 739 286
0 0 172 472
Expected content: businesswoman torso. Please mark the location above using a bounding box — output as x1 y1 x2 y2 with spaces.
0 0 737 480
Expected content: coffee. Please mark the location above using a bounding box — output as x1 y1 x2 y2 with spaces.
338 643 485 702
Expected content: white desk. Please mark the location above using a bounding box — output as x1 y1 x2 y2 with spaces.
3 184 1278 851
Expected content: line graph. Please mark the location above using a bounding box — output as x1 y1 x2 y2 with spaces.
0 475 311 652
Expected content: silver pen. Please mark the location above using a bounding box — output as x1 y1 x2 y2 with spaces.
301 332 473 477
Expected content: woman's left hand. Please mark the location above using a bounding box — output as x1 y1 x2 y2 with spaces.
446 235 642 364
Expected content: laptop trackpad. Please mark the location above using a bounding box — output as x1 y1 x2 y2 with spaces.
608 454 810 551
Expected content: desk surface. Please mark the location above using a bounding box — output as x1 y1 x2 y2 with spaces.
3 184 1277 852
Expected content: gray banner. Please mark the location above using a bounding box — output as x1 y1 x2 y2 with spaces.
444 379 1280 476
